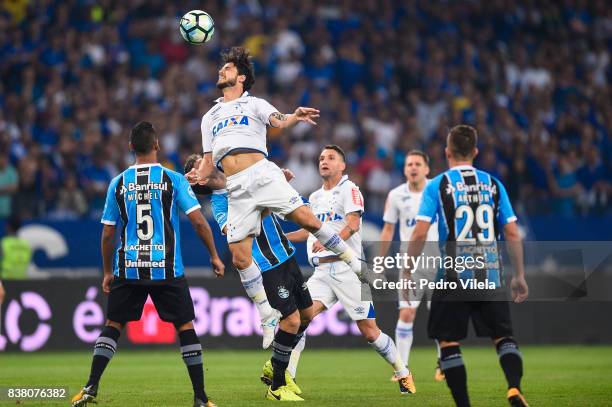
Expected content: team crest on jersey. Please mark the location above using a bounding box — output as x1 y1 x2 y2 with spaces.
212 116 250 136
277 286 289 299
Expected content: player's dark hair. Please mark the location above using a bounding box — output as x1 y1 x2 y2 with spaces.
129 121 157 155
184 153 202 174
221 47 255 91
407 149 429 165
447 125 478 159
323 144 346 162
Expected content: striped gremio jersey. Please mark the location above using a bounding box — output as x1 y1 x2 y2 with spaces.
101 163 201 280
201 91 278 171
416 165 517 288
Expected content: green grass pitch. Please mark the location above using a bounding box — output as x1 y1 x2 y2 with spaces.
1 346 611 406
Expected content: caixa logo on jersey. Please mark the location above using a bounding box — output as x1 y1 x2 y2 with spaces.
315 211 343 222
212 116 249 136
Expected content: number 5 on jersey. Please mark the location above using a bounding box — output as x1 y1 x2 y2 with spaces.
137 203 154 240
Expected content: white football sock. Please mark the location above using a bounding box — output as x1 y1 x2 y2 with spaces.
395 320 414 367
313 223 359 267
369 331 409 378
287 332 306 378
312 224 350 256
238 262 273 320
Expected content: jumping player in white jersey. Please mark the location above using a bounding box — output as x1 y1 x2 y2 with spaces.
379 150 445 382
286 145 416 395
188 47 363 400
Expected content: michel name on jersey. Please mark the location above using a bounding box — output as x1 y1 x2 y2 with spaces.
119 181 169 201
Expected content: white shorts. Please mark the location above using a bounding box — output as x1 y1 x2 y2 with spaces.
398 268 436 309
307 262 375 321
225 159 304 243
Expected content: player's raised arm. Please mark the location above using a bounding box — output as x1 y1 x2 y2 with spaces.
269 107 320 129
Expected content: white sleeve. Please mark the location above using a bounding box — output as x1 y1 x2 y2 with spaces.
201 114 212 153
341 183 364 215
253 97 279 126
382 191 398 224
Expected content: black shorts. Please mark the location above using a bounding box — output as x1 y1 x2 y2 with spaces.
262 257 313 318
428 289 513 341
107 276 195 325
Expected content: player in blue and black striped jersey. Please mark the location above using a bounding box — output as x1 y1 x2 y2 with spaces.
72 122 223 407
405 125 529 407
185 154 313 398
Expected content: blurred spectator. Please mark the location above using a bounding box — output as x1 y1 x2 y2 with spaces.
548 154 583 217
50 173 89 219
81 146 114 218
0 218 32 280
578 147 610 214
0 151 18 219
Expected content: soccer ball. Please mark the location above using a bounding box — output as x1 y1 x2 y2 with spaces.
179 10 215 44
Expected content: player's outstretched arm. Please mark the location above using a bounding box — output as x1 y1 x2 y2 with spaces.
269 107 320 129
504 222 528 303
101 224 116 294
187 210 225 278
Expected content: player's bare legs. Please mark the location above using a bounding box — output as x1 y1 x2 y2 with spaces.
493 337 527 406
285 206 363 275
228 236 280 349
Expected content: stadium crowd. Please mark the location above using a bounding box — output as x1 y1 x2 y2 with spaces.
0 0 610 220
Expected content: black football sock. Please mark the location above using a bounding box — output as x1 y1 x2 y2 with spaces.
294 323 308 346
86 325 121 388
179 329 207 402
496 338 523 390
271 329 297 390
440 345 470 407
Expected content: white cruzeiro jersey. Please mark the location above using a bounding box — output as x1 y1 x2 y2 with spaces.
383 181 439 242
201 91 278 170
307 175 364 266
